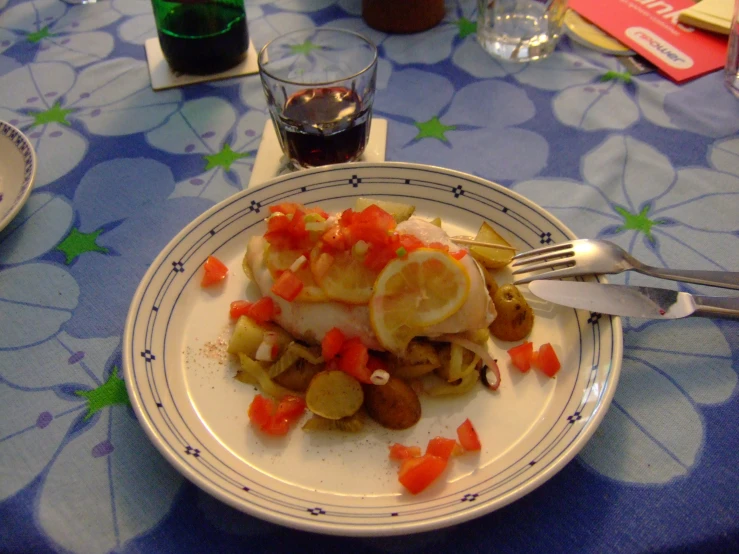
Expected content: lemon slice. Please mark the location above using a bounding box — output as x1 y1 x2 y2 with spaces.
369 248 470 353
310 246 380 304
265 247 328 302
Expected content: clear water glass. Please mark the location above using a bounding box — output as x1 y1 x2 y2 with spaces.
477 0 569 63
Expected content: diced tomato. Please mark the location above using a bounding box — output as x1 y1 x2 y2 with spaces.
246 297 275 324
337 338 373 383
428 241 448 252
534 343 561 377
398 454 448 494
229 300 252 320
398 234 424 253
269 202 302 215
322 225 347 251
321 327 346 361
389 443 422 461
339 208 355 227
247 394 275 429
248 394 305 436
261 417 291 436
364 243 398 271
425 437 459 460
457 419 482 452
201 255 228 287
267 214 290 233
507 341 534 373
274 395 307 422
450 249 467 260
271 270 303 301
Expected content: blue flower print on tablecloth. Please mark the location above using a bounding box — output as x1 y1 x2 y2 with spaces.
510 134 738 484
0 0 120 66
0 59 181 188
146 96 264 202
0 331 183 552
512 134 739 292
0 192 74 265
579 318 736 484
65 158 213 336
498 43 739 136
376 68 547 179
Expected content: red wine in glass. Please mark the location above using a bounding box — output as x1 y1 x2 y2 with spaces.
278 86 371 168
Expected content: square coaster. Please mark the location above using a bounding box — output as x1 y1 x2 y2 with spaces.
145 37 259 91
248 118 388 189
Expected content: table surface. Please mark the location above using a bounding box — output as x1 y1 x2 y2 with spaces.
1 1 738 553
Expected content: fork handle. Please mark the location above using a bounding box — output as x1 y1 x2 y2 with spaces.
637 267 739 291
693 296 739 320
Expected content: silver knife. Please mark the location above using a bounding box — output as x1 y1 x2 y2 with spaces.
528 280 739 320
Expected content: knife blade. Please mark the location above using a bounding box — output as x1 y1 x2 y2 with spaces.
527 280 739 320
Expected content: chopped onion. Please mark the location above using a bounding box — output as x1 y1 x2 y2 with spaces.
437 335 501 390
305 221 328 232
370 369 390 385
255 340 276 362
289 255 308 273
352 240 369 257
262 331 278 345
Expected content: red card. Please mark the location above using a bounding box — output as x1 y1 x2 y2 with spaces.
569 0 727 83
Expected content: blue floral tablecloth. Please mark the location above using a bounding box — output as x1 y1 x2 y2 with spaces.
1 1 738 553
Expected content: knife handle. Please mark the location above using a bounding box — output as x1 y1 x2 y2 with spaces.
639 267 739 290
693 296 739 320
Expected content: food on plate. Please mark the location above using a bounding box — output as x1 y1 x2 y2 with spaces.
306 370 365 420
489 284 535 341
227 199 540 437
201 255 228 287
248 394 306 436
389 422 481 494
468 221 515 269
363 376 422 430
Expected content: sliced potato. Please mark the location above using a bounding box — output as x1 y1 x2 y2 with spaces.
354 197 415 223
435 344 479 382
302 411 364 433
306 370 364 420
363 377 421 430
469 221 515 269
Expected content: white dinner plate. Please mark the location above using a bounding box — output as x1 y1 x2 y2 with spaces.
123 162 622 536
0 121 36 232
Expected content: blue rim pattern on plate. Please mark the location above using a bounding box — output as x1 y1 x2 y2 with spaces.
0 121 36 231
123 162 623 536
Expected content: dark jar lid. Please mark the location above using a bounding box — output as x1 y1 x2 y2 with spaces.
362 0 445 34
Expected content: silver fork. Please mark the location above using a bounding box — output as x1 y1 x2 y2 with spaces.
511 239 739 290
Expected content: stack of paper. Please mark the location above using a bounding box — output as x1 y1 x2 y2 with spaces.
678 0 734 35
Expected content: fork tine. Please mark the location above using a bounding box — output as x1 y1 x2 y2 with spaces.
510 259 575 275
513 266 587 285
510 250 574 268
511 242 573 260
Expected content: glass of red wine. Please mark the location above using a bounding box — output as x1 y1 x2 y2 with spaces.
258 28 378 169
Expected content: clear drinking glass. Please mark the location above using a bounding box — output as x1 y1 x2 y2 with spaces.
477 0 569 63
725 0 739 98
258 28 378 169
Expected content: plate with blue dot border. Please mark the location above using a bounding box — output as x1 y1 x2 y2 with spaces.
123 162 623 536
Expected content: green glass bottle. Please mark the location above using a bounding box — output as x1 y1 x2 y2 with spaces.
150 0 249 75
